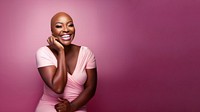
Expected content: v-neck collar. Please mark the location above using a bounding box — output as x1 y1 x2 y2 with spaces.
45 46 82 77
68 46 82 76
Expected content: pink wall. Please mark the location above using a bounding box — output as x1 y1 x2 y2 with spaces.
0 0 200 111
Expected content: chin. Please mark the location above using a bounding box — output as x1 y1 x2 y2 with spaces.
61 41 72 46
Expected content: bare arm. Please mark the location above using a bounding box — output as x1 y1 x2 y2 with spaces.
70 68 97 111
38 36 67 94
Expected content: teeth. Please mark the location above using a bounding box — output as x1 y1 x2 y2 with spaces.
62 35 70 38
61 35 71 40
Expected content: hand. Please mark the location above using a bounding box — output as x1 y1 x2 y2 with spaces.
47 36 64 52
55 98 72 112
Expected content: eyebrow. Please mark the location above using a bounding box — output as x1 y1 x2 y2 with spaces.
55 21 73 24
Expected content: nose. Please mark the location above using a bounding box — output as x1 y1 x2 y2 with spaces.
63 26 69 33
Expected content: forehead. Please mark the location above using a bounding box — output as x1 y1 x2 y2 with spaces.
52 14 73 24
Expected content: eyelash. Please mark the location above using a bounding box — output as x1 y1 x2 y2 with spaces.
55 25 62 28
55 24 74 28
68 24 74 27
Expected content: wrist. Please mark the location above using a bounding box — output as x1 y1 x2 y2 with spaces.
70 103 77 112
58 48 65 54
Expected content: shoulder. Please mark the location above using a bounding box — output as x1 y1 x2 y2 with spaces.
37 46 48 53
72 44 95 57
36 46 51 57
81 46 94 53
81 46 97 69
80 46 96 59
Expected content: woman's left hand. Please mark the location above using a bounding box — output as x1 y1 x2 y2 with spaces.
55 98 72 112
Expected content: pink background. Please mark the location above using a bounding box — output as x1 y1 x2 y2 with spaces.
0 0 200 112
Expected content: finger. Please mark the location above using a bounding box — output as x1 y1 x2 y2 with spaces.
55 104 63 111
47 38 50 44
55 102 63 109
58 110 65 112
63 100 68 104
54 37 59 42
58 97 65 102
58 98 69 104
53 37 57 45
50 36 54 44
56 106 66 112
56 106 63 110
53 36 60 43
48 36 53 45
53 36 59 45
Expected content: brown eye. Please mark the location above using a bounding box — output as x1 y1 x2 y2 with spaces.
55 25 62 28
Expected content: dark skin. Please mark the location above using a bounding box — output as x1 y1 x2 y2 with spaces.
38 12 97 112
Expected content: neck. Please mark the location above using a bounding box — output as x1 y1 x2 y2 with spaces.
64 44 73 53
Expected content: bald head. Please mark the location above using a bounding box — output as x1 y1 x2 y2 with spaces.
51 12 72 23
51 12 73 31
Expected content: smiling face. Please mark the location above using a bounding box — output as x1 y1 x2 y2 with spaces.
51 12 75 46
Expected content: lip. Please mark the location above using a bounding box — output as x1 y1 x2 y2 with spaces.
60 34 71 41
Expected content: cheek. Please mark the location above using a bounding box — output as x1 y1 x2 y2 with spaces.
69 27 75 32
52 29 62 35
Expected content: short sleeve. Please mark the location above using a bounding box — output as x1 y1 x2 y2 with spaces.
86 48 96 69
36 47 55 68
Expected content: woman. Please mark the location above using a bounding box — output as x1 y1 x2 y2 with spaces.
35 12 97 112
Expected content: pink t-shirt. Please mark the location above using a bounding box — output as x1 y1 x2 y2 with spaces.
35 46 96 112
